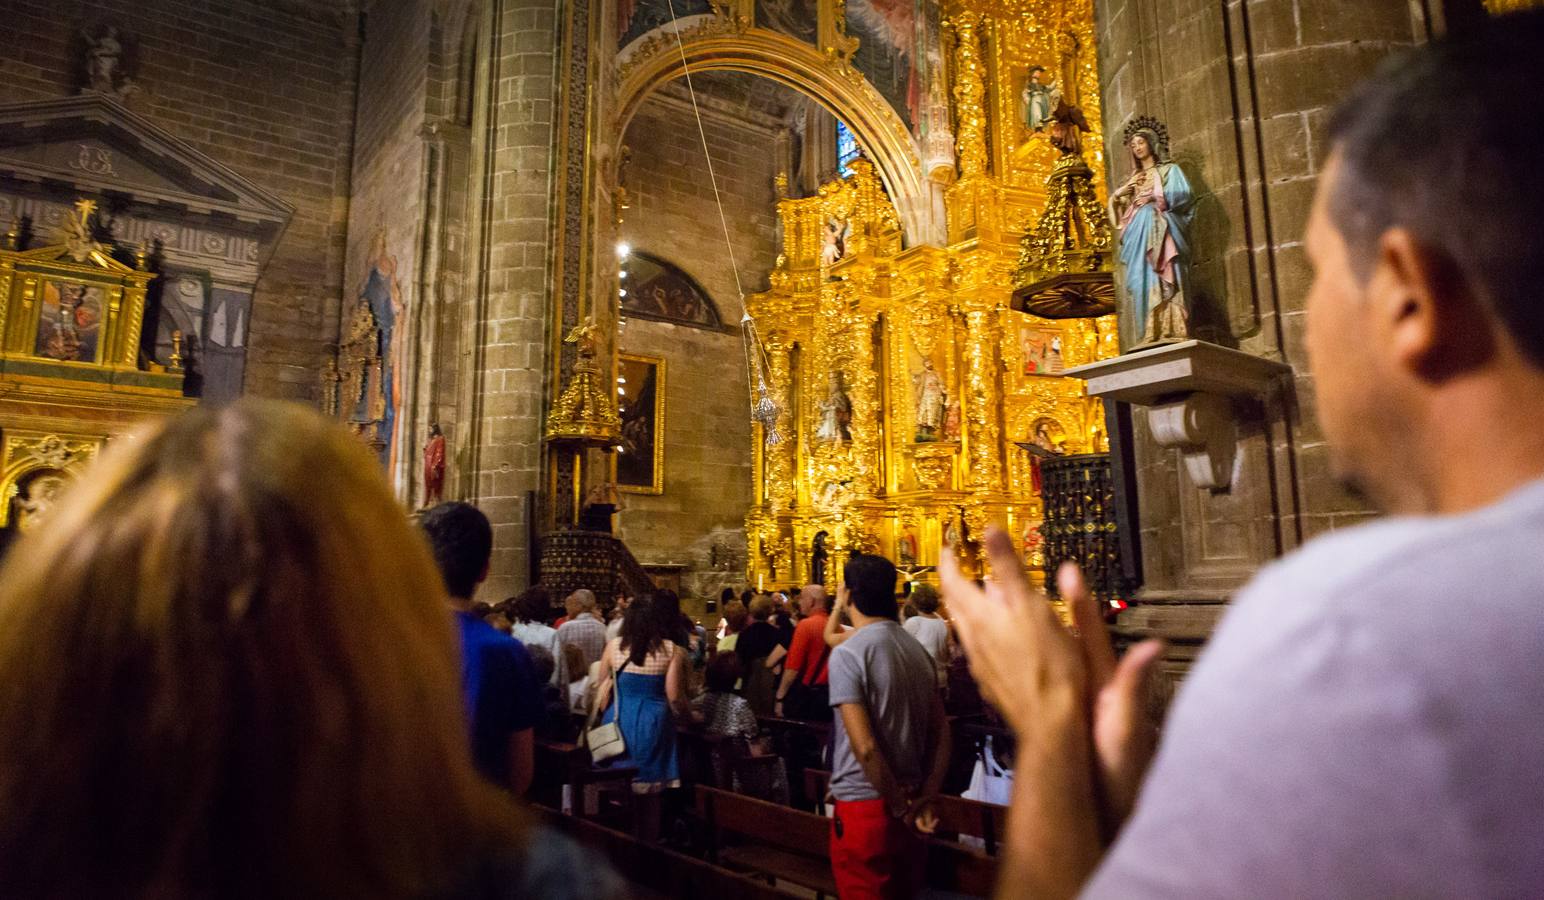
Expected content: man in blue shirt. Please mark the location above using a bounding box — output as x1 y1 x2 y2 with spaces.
421 502 540 794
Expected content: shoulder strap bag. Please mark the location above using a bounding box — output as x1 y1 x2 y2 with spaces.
585 658 629 763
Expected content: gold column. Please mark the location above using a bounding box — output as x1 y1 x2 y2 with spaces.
961 299 1004 493
765 329 797 511
949 11 989 179
846 304 880 500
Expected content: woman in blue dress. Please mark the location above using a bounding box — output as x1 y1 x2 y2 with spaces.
595 593 688 840
1109 119 1194 345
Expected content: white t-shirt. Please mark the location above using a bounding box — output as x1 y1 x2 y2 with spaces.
902 614 949 684
1086 478 1544 898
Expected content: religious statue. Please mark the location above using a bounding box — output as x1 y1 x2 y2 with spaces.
898 528 919 568
81 25 136 99
422 423 446 506
943 399 962 441
811 530 829 586
1109 116 1194 345
1048 99 1092 157
820 218 847 266
913 359 946 441
1022 66 1059 133
816 371 852 443
15 474 68 534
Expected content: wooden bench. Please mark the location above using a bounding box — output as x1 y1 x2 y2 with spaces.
695 784 838 898
932 793 1009 856
539 807 803 900
532 738 639 824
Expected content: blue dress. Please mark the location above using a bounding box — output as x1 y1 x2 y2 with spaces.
602 642 680 792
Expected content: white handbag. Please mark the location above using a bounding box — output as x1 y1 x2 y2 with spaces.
585 660 628 763
962 736 1014 806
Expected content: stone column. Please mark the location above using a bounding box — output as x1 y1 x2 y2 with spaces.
1093 0 1430 672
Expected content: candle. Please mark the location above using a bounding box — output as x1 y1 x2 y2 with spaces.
757 573 764 591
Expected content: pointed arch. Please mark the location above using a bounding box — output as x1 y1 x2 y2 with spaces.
616 28 946 247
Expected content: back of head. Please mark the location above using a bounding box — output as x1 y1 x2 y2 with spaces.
748 595 775 622
1328 11 1544 367
566 588 597 615
419 501 492 601
722 599 749 633
620 593 666 665
526 644 557 684
845 553 899 620
720 587 736 604
705 652 744 693
0 400 519 899
512 586 552 624
910 583 941 615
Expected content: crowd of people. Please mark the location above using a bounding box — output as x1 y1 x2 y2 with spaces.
0 18 1540 899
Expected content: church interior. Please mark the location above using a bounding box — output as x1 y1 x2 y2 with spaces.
0 0 1536 896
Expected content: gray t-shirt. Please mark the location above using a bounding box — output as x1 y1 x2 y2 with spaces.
1087 477 1544 898
828 619 938 802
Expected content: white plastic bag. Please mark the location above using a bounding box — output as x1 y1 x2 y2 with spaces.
962 736 1013 806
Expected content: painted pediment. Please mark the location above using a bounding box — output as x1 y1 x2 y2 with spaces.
0 95 292 231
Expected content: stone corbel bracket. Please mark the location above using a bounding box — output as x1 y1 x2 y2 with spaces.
1064 340 1291 490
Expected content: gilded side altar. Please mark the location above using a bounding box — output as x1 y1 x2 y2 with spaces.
745 0 1118 588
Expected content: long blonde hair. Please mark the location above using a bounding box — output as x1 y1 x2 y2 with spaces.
0 401 524 898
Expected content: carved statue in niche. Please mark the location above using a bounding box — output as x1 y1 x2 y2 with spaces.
820 218 848 267
1022 66 1059 133
423 423 446 506
811 530 829 586
913 358 946 441
897 526 919 567
1048 99 1091 157
1109 117 1195 345
943 398 962 441
13 472 69 534
80 25 137 99
816 371 853 443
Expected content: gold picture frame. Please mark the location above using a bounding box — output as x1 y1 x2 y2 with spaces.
616 352 665 495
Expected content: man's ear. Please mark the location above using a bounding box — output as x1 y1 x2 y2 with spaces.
477 560 490 587
1373 228 1490 382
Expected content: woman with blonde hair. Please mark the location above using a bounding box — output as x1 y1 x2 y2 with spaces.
0 400 619 900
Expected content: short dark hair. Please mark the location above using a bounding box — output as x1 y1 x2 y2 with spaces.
510 586 552 625
526 644 556 684
418 502 492 600
1327 10 1544 366
844 553 898 620
910 583 941 614
704 652 743 693
720 587 736 604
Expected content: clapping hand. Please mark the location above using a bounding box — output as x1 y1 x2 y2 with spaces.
941 527 1164 839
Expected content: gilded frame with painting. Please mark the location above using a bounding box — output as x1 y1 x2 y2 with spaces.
616 353 666 495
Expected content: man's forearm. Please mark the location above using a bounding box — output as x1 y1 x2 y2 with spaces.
853 744 906 812
775 667 798 704
922 713 951 798
996 706 1103 900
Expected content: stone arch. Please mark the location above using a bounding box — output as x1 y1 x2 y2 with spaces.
616 28 946 247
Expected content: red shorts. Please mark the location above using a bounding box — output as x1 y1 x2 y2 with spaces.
829 798 925 899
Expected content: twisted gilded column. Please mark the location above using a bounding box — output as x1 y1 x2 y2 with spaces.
764 330 797 511
948 11 988 179
846 306 881 499
961 300 1004 492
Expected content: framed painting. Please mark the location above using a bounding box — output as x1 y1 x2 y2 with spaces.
33 279 105 364
1019 325 1064 376
616 353 665 495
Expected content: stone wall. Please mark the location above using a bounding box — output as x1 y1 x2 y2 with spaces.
616 88 784 599
1093 0 1431 666
0 0 358 401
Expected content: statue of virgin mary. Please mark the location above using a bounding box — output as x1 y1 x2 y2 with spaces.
1109 117 1194 344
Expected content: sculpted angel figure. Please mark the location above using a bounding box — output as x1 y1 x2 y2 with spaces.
1023 66 1060 133
1109 117 1195 344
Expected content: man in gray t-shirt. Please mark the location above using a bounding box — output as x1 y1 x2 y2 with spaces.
939 15 1544 899
826 553 949 899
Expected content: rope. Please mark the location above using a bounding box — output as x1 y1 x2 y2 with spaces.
660 0 781 443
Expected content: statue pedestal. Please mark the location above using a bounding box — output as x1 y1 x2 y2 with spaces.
1065 340 1289 490
906 441 959 492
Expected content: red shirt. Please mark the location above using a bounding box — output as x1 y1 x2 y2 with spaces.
784 611 831 685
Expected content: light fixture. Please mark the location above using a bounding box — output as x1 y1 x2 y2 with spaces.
619 270 627 279
616 242 630 258
619 289 627 297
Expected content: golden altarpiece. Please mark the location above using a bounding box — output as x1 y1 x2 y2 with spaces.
0 201 188 533
740 0 1119 590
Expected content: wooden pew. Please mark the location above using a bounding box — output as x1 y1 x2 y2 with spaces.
539 807 803 900
532 737 639 825
931 793 1008 856
694 785 839 898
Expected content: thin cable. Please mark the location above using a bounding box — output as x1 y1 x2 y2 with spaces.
664 0 747 311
